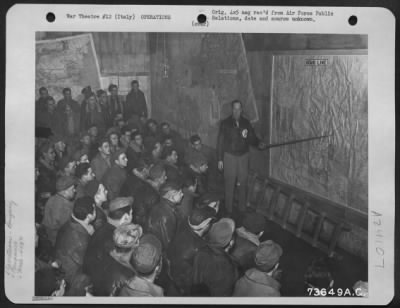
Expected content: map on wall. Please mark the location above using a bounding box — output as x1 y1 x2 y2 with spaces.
270 54 368 213
150 33 259 147
36 34 101 102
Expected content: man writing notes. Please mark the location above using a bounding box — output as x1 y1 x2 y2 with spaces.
217 100 266 217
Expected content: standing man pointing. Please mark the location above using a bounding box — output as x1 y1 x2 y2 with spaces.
217 100 266 216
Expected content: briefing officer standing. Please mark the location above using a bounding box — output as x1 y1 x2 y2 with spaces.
217 100 266 216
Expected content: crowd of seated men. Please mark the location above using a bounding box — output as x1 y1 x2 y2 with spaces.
34 82 368 298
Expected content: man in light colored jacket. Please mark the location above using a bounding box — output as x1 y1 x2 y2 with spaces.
233 240 282 297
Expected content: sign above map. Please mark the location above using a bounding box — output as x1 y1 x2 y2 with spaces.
305 58 329 65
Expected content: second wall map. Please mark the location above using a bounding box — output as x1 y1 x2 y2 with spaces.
270 53 368 213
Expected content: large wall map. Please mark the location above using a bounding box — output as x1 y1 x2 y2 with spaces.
36 34 101 102
150 33 258 147
270 54 368 212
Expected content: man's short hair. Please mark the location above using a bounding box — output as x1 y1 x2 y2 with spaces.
58 155 75 171
161 146 177 160
131 80 139 86
108 205 132 220
133 159 149 173
159 181 182 197
98 138 109 148
39 87 47 93
131 130 142 140
121 126 131 135
87 91 96 99
73 196 95 220
108 84 118 92
81 86 92 95
190 134 201 145
112 148 126 163
160 122 170 128
45 96 55 104
242 212 266 235
62 88 71 95
189 206 216 227
107 131 120 139
231 99 242 108
96 89 106 97
146 119 158 127
148 162 165 181
161 134 173 144
38 141 53 156
75 162 91 179
88 123 98 130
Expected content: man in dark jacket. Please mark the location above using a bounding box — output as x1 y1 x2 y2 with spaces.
145 162 168 194
120 161 159 228
86 182 109 231
147 182 183 251
126 131 145 172
56 87 79 114
124 80 148 120
143 138 163 166
35 86 50 112
217 100 266 215
51 135 68 170
161 146 183 185
231 212 266 274
143 119 159 143
36 96 62 137
184 151 209 196
192 218 239 296
90 139 112 182
75 163 96 199
167 206 216 295
83 197 133 280
81 92 106 135
91 223 142 296
195 192 221 217
97 89 113 128
159 122 185 160
102 149 128 201
37 141 57 201
107 84 125 121
55 196 96 295
177 172 198 222
42 176 77 245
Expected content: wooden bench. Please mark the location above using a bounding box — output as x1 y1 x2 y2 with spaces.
245 173 352 258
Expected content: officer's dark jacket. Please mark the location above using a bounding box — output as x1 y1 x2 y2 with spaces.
217 115 260 161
